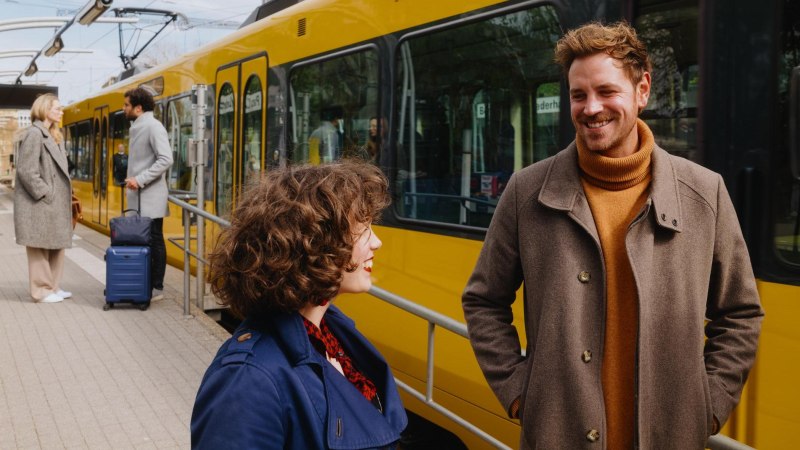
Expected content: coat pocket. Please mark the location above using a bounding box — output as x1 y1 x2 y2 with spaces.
41 184 55 204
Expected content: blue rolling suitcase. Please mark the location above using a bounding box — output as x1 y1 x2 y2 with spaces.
104 246 151 311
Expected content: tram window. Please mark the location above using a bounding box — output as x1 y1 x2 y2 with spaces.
395 5 562 227
242 75 263 186
153 102 164 123
139 77 164 97
111 111 129 141
65 125 76 178
267 68 286 167
204 92 216 199
166 96 194 191
774 0 800 266
100 116 108 198
216 83 235 217
74 121 92 180
635 1 700 162
288 48 379 164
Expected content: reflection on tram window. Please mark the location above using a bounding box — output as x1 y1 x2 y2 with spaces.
242 75 263 186
99 116 108 198
395 5 562 227
636 3 700 162
111 111 129 141
216 83 235 217
775 0 800 266
73 121 92 180
289 49 379 164
65 125 75 178
267 68 285 168
166 96 194 191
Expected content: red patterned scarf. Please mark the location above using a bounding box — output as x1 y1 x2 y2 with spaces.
303 317 378 403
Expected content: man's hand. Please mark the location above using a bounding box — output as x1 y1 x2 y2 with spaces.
124 177 140 190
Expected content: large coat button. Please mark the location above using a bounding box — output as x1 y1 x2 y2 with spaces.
586 429 600 442
578 271 591 283
582 350 592 363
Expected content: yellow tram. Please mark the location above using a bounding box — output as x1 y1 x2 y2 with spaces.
63 0 800 447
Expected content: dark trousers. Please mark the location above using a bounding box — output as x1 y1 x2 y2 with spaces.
150 218 166 290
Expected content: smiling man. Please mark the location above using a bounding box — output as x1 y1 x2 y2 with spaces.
462 22 763 449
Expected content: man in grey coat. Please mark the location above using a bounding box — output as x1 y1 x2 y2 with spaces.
462 22 763 449
123 87 173 301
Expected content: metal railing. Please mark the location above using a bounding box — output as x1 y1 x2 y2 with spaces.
366 285 755 450
368 285 513 449
165 196 754 450
167 193 230 315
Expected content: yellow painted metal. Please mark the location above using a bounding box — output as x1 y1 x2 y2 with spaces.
745 280 800 449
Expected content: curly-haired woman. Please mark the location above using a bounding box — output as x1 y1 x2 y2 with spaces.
191 161 407 449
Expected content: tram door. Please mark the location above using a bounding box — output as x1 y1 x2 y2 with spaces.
240 56 267 189
214 55 267 218
214 66 239 218
91 106 109 226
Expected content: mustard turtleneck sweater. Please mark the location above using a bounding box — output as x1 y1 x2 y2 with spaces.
577 119 654 450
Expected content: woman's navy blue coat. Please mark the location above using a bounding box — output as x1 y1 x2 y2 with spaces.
191 305 407 449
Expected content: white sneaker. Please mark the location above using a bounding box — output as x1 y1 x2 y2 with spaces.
40 293 64 303
56 290 72 299
151 289 164 301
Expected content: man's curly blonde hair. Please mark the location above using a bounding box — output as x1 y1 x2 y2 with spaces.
555 21 652 85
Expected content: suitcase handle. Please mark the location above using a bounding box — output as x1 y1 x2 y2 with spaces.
123 188 142 216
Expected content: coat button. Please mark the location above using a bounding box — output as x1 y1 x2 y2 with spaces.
582 350 592 363
578 271 591 283
672 219 678 226
661 213 666 221
586 429 600 442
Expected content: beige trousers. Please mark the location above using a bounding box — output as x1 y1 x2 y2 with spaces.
26 247 65 301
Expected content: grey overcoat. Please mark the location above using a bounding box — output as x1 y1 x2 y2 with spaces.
14 121 73 249
126 111 173 218
462 143 764 449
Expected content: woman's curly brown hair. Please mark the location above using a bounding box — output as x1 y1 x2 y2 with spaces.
554 21 652 86
208 160 389 319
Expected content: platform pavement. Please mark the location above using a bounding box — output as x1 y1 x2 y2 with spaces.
0 185 231 449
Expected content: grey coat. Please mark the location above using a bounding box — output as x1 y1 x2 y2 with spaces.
14 121 73 249
462 144 764 449
126 111 173 218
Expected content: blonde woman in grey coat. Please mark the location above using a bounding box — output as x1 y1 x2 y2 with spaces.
14 94 73 303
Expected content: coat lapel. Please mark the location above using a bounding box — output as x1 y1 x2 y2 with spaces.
268 308 405 449
538 143 600 242
34 121 70 178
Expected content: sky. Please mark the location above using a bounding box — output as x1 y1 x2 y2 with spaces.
0 0 264 104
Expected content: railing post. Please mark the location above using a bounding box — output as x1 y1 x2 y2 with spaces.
192 84 208 310
426 322 435 402
182 205 191 316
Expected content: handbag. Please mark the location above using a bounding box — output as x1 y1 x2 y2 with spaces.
109 189 152 246
71 194 83 230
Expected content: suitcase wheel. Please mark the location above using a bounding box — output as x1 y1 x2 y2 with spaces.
139 302 150 311
103 303 113 311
